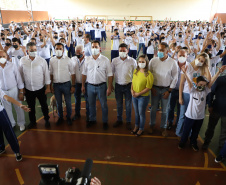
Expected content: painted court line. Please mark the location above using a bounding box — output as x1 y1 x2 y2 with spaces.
4 154 226 172
204 153 208 168
15 169 24 185
30 129 178 139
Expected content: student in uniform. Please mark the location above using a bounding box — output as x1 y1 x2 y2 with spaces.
178 65 226 151
83 34 92 57
94 24 102 42
111 29 120 61
0 88 30 161
137 27 145 57
128 33 138 60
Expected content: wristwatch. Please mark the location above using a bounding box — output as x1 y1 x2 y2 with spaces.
20 92 24 94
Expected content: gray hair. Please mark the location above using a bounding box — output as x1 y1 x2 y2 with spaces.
26 42 36 50
75 45 84 52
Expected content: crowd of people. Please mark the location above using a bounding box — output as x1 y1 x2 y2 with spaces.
0 16 226 165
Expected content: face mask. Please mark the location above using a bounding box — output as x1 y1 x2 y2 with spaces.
76 54 83 59
138 63 146 69
55 50 63 57
119 52 127 58
178 57 186 63
116 32 119 35
198 36 202 39
139 30 143 32
2 38 5 40
40 39 43 42
53 36 58 39
5 43 11 46
13 45 18 49
78 35 82 37
29 51 37 57
195 59 203 66
0 58 7 64
157 51 164 59
91 48 100 56
197 85 205 92
179 35 182 37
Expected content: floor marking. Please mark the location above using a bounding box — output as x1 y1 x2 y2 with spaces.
30 129 178 139
204 153 208 168
19 141 21 146
196 181 201 185
15 169 24 185
198 136 226 169
4 154 226 172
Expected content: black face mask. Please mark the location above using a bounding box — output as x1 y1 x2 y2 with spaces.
2 37 5 40
208 53 212 59
179 35 182 37
40 39 43 42
53 36 58 39
76 54 83 59
127 34 130 36
78 35 82 37
128 25 131 27
5 43 11 46
13 45 18 49
96 27 99 29
150 39 154 41
148 27 150 29
139 30 143 32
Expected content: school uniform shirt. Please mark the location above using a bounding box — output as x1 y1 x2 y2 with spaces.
19 55 51 91
137 32 145 43
129 38 138 50
37 40 52 59
94 28 102 38
148 56 178 89
209 55 222 77
0 40 5 48
0 89 6 111
100 23 106 31
132 69 154 96
176 38 185 47
85 23 91 32
71 56 86 84
111 56 137 85
49 55 75 83
82 54 113 84
75 36 84 47
185 86 211 120
111 35 120 50
123 36 132 46
146 44 155 54
84 42 92 57
0 61 24 91
111 21 116 26
7 47 25 68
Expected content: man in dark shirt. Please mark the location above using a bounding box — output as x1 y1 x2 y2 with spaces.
202 74 226 150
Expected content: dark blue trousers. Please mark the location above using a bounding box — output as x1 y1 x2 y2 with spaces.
111 50 119 61
128 50 137 60
101 31 106 41
220 140 226 158
0 109 20 153
90 30 95 40
68 43 75 58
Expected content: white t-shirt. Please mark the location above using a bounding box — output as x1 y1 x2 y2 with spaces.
185 86 211 120
129 39 138 50
209 55 221 77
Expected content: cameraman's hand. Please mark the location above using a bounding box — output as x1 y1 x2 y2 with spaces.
91 177 101 185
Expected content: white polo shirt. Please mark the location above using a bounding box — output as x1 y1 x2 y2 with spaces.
19 55 51 91
71 56 86 84
49 55 75 83
0 89 6 112
94 28 101 38
111 35 120 50
129 39 138 50
148 56 178 88
37 40 52 59
84 42 92 57
82 54 113 84
111 56 137 85
7 47 25 68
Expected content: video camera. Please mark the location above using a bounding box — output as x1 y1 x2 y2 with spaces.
38 159 93 185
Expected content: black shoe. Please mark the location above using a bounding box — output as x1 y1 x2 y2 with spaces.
148 106 152 111
113 121 123 128
191 144 199 152
0 149 6 155
86 121 96 128
15 153 22 162
126 122 132 130
56 118 63 125
136 130 144 137
67 118 72 125
103 123 109 130
202 142 209 150
72 114 81 121
45 120 50 128
131 128 139 135
178 142 185 149
215 155 224 163
167 123 173 130
86 117 89 123
27 122 37 129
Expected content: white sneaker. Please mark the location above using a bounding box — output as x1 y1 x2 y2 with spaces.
20 125 25 132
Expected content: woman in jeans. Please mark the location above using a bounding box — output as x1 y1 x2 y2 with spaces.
131 55 154 136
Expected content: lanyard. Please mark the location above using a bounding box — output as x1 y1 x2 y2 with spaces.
77 58 85 71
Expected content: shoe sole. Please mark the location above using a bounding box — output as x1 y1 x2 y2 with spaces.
0 150 6 155
16 158 22 162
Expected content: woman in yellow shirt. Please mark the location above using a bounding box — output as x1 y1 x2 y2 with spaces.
131 55 154 136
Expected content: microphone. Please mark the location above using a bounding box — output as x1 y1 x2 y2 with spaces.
76 159 93 185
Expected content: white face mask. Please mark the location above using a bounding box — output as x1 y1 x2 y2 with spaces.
138 63 146 69
91 48 100 56
29 51 37 57
195 59 203 66
0 58 7 64
55 50 63 57
119 52 127 58
178 57 186 63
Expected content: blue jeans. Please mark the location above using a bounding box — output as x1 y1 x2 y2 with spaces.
53 81 72 119
180 116 203 145
220 140 226 158
0 109 20 153
101 31 106 41
150 86 170 129
128 50 137 60
132 96 150 131
68 43 75 58
90 30 95 40
74 83 89 118
87 83 108 123
111 50 119 61
176 92 190 137
115 83 132 122
137 43 145 56
167 89 180 126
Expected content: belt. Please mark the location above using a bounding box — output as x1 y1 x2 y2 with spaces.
54 81 70 85
153 85 170 89
88 82 106 86
116 83 131 86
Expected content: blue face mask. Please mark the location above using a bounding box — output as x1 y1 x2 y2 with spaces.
157 51 164 59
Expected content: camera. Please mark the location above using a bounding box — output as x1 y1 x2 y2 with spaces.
38 159 93 185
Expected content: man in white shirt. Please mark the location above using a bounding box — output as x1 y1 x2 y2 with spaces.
111 29 121 61
50 43 75 125
0 50 25 131
19 42 51 128
111 43 137 130
148 42 178 136
82 40 113 129
71 45 89 121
